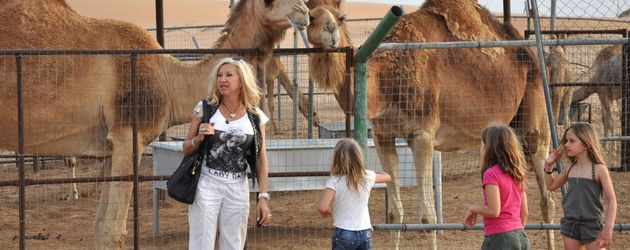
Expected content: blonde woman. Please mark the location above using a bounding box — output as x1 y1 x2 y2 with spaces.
318 138 391 250
183 57 270 250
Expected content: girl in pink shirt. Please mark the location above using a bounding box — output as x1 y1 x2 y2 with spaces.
464 124 530 249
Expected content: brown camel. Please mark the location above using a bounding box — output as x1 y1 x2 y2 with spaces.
308 0 553 249
306 0 354 114
570 45 622 138
545 43 575 126
570 45 622 161
0 0 308 249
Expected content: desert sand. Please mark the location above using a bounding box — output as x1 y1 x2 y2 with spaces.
67 0 419 28
2 1 628 249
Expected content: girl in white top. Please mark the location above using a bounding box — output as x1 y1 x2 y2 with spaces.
318 138 391 250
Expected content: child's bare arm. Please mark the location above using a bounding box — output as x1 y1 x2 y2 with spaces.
375 171 392 183
543 152 570 191
520 193 528 225
596 165 616 248
317 188 335 218
469 185 501 218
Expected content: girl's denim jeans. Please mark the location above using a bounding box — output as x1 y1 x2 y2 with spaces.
331 227 372 250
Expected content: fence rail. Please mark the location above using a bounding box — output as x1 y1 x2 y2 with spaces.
374 223 630 231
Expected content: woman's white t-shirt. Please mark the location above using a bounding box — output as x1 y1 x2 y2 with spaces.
193 101 268 183
325 170 376 230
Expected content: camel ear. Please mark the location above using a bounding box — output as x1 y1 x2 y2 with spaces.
335 0 343 8
338 14 346 23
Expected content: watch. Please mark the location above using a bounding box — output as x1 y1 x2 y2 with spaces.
258 192 270 201
544 168 554 175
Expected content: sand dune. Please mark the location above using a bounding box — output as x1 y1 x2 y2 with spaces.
66 0 417 28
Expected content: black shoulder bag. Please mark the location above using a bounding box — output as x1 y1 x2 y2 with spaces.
167 100 211 204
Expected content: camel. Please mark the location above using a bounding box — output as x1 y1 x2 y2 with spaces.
0 0 308 249
306 0 353 114
308 0 553 249
545 43 575 126
570 45 622 138
570 45 622 161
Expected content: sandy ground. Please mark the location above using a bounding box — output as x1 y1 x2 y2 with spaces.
0 154 628 249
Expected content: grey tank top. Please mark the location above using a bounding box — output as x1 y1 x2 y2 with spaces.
561 163 604 222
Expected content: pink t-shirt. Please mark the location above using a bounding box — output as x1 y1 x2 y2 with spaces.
482 164 525 235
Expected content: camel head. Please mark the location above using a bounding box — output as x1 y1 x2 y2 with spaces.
307 6 345 49
306 0 343 9
257 0 310 30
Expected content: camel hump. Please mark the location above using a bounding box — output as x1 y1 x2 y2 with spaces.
422 0 504 60
0 0 161 50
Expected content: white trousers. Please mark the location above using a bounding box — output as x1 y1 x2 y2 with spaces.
188 172 250 250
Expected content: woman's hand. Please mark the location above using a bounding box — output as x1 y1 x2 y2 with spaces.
256 199 271 226
464 209 478 227
198 122 215 138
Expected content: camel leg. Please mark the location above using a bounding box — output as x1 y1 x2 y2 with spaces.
95 127 139 250
372 130 403 249
408 132 437 250
599 91 615 137
598 91 616 163
62 157 79 200
522 80 555 250
559 89 573 126
551 88 563 127
266 76 279 134
568 86 596 122
276 70 320 126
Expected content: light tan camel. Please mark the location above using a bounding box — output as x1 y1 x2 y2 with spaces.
0 0 308 249
306 0 353 114
570 45 622 138
545 43 574 126
308 0 553 249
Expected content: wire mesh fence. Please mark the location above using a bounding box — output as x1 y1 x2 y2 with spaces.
1 1 630 250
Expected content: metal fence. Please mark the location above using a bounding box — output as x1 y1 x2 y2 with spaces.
2 1 630 249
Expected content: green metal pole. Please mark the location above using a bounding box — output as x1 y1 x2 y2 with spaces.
353 6 403 154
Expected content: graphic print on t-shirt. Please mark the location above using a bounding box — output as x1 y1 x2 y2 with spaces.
205 126 253 180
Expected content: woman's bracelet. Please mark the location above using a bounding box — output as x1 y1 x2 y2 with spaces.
191 137 198 148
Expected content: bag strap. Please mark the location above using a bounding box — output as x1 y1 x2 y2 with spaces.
198 99 213 153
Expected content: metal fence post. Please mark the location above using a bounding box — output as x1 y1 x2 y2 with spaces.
622 30 630 171
130 53 140 250
15 53 25 250
529 0 566 196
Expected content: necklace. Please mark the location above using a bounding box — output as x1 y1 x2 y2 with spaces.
223 102 240 118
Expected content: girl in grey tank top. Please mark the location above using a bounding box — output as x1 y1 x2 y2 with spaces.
542 122 617 249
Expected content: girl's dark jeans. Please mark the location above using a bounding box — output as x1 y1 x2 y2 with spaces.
331 227 372 250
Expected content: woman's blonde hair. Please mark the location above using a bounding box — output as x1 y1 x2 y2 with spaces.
481 124 528 189
330 138 366 191
206 57 261 112
560 122 606 165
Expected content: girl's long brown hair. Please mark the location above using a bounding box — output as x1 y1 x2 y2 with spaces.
330 139 366 191
561 122 606 165
481 124 528 189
